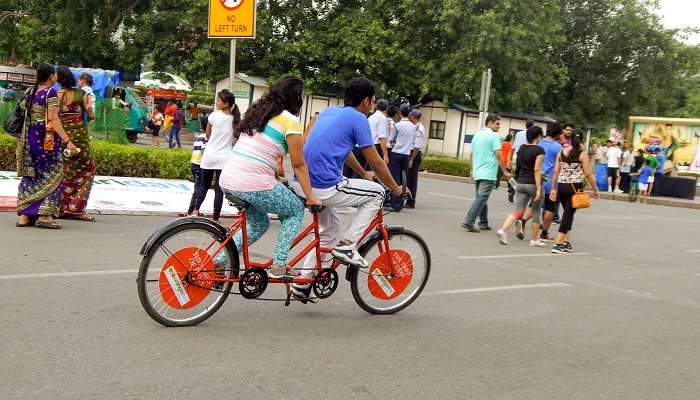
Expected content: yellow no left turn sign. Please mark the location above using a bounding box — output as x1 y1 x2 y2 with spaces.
208 0 257 38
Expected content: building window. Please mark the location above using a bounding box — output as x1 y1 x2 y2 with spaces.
430 120 446 140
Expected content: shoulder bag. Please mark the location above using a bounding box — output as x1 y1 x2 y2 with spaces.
2 88 32 137
570 183 590 209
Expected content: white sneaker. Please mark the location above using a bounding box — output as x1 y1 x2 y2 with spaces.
530 239 546 247
331 242 369 268
496 229 509 245
608 188 613 193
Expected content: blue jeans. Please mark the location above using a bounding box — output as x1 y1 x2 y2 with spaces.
389 153 410 209
464 179 496 226
187 163 202 214
168 126 181 148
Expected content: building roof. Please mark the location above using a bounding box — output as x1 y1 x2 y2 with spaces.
449 103 479 114
0 65 36 75
216 73 268 87
498 111 557 124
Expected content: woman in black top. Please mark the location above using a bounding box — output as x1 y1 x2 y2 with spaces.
496 126 546 246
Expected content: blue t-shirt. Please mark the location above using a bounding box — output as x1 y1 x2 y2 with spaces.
471 128 501 181
639 166 653 184
538 138 563 194
655 154 665 174
304 106 373 188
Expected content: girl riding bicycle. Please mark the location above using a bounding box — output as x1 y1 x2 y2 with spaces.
218 75 321 279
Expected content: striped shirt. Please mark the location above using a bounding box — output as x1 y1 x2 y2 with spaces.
190 133 208 165
220 111 302 192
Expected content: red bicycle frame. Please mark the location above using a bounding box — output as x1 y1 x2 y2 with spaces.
190 208 395 286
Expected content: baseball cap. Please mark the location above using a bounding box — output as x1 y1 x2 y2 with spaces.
409 109 422 118
376 99 389 108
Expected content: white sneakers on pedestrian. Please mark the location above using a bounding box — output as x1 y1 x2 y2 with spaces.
496 229 509 245
530 239 547 247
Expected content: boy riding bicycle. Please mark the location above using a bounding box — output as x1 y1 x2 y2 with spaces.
290 77 408 300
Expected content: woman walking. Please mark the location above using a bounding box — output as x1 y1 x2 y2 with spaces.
192 90 239 222
549 130 600 254
496 126 546 246
218 75 321 279
56 66 96 221
15 64 78 229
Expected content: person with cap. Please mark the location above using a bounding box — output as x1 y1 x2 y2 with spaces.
386 104 416 212
406 108 425 208
368 99 391 165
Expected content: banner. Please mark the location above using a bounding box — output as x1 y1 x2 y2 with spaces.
0 172 239 216
630 118 700 171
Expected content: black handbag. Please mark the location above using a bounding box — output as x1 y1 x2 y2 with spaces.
2 89 31 137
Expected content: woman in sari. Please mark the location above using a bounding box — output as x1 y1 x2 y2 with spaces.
15 64 78 229
56 66 96 221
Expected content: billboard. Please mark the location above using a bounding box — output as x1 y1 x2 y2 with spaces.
628 117 700 172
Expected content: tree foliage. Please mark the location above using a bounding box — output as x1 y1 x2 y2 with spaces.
1 0 698 128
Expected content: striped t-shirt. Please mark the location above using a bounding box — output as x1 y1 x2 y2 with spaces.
219 111 302 192
190 133 208 165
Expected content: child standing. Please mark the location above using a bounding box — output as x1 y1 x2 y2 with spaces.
187 130 208 216
635 154 659 201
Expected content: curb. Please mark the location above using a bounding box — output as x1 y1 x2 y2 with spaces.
419 171 700 210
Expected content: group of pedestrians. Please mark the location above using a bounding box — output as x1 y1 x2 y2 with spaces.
462 115 600 254
344 100 425 211
151 101 186 148
14 64 97 229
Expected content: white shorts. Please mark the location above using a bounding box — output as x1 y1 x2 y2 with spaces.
647 176 655 183
638 183 649 191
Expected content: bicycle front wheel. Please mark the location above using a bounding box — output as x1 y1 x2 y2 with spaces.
350 229 430 314
137 222 239 327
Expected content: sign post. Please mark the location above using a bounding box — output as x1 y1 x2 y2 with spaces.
208 0 257 95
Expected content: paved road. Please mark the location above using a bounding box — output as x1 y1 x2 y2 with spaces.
1 177 699 399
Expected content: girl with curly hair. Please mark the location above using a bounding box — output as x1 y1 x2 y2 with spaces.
218 75 320 278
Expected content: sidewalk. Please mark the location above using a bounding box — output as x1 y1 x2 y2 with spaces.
419 171 700 210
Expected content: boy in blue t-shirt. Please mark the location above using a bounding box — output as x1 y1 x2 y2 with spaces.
289 77 405 301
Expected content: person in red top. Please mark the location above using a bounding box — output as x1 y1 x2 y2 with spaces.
164 101 177 117
498 133 516 202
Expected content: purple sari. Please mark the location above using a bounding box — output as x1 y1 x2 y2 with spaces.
16 87 63 217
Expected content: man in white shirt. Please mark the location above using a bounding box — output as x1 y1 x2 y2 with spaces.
605 140 623 193
619 144 634 193
367 99 390 164
510 119 534 166
386 104 417 211
406 109 425 208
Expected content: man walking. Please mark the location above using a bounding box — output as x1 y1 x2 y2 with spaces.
368 99 390 165
605 140 623 192
538 125 563 242
406 109 425 209
462 114 511 232
386 104 418 212
511 119 534 165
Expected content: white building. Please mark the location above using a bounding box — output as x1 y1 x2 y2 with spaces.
215 73 269 115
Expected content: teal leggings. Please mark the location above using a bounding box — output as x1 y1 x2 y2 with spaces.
224 182 304 265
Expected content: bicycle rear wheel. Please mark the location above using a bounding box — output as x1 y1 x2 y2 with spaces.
350 229 430 314
137 222 239 327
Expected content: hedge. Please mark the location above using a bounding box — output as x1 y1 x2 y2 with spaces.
1 131 470 180
0 132 192 180
421 157 471 177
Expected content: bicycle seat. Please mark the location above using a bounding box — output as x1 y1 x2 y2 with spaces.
225 193 250 211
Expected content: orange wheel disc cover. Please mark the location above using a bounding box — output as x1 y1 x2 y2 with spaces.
367 249 414 300
158 247 216 309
